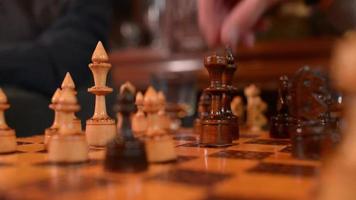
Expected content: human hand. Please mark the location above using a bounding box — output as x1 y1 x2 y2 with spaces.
198 0 281 48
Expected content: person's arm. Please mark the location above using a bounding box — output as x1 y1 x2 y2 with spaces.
0 0 112 96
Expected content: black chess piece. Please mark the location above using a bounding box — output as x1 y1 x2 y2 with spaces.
289 66 331 122
270 75 293 138
223 47 239 140
194 92 211 136
200 52 233 146
286 67 341 159
104 83 148 172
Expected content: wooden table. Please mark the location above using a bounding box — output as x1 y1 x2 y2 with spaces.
0 129 320 200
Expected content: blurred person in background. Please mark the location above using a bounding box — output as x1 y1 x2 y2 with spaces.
198 0 355 48
0 0 112 136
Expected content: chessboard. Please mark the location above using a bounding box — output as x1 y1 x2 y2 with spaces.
0 128 320 200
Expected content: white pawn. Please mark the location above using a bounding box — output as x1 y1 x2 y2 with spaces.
142 87 176 163
0 88 17 153
61 72 82 133
244 84 267 132
48 86 88 163
44 88 61 147
157 91 171 132
132 91 147 136
318 32 356 200
231 96 245 125
145 134 177 163
143 86 163 136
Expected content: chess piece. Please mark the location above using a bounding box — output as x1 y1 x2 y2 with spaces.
132 92 147 136
289 66 332 123
194 92 211 136
145 134 177 163
244 84 267 132
317 32 356 200
222 48 239 140
288 67 337 159
44 88 61 147
142 86 177 162
0 88 17 153
231 96 244 126
61 73 82 133
86 41 116 147
143 86 164 136
323 36 353 133
105 82 148 172
48 86 88 163
200 52 233 146
270 76 293 138
157 91 171 132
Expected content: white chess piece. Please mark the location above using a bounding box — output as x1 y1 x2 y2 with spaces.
85 41 116 147
0 88 17 153
44 88 61 147
142 86 176 162
231 96 245 124
157 91 171 132
61 72 82 133
244 85 267 132
316 32 356 200
132 91 147 136
143 86 163 136
48 86 88 163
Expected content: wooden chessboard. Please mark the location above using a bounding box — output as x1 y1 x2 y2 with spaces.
0 129 320 200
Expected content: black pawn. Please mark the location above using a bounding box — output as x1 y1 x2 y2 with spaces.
270 76 293 138
104 83 148 172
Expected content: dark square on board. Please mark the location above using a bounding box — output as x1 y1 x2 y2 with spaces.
209 150 273 160
146 169 232 186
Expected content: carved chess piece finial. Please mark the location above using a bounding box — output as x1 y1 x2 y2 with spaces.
0 88 17 153
85 41 116 147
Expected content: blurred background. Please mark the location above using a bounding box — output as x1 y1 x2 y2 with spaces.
109 0 339 126
3 0 347 136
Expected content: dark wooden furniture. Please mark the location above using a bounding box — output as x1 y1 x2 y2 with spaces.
110 37 335 91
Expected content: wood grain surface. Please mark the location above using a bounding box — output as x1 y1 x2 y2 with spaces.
0 129 320 200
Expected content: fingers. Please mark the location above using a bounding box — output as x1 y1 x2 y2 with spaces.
220 0 278 47
198 0 230 47
198 0 219 47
